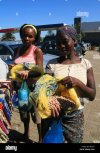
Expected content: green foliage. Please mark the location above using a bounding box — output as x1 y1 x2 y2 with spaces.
76 32 85 41
1 32 16 41
74 24 85 41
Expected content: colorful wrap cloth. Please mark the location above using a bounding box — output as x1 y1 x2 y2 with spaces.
9 63 44 82
32 74 80 119
0 97 11 121
0 104 11 129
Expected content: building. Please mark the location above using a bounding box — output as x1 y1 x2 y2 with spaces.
81 21 100 46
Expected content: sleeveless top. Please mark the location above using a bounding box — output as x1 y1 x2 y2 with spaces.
14 45 37 88
14 45 37 64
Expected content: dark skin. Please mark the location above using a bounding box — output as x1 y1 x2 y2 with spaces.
10 26 43 142
17 27 43 79
9 27 43 79
49 31 96 117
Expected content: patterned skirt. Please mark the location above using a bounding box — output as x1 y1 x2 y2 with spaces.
62 110 84 143
41 110 84 143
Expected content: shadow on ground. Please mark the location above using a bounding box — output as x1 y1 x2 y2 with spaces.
8 130 36 143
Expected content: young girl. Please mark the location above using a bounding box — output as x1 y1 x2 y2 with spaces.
11 24 43 142
42 25 96 143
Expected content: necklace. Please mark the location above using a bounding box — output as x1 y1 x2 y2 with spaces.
53 61 72 78
67 65 72 76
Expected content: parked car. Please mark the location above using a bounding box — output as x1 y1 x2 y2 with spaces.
0 41 22 64
82 42 91 51
37 40 59 68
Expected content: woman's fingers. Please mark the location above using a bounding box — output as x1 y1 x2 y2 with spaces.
8 64 15 70
49 101 61 117
51 106 59 117
51 107 56 117
17 70 29 79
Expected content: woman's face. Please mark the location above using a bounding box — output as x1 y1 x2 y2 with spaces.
56 32 75 57
21 27 35 47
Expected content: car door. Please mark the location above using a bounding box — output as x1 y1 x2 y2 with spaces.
0 44 14 64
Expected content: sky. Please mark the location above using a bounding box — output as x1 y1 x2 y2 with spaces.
0 0 100 39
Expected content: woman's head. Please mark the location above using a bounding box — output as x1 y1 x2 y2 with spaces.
20 24 39 46
56 25 77 57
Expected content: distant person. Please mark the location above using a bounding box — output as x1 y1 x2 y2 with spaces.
75 41 86 58
10 24 43 142
41 25 96 143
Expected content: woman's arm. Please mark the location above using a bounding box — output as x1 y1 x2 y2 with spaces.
61 67 96 101
35 47 43 66
77 67 96 101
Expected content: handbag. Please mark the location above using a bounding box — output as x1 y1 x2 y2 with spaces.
18 80 30 111
42 118 63 143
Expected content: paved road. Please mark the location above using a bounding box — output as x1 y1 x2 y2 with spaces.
9 50 100 143
83 51 100 143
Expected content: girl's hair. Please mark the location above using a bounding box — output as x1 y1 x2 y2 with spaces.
19 24 40 43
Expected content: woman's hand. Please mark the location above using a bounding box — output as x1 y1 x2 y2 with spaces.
17 70 29 80
61 76 79 88
49 96 61 118
8 64 15 70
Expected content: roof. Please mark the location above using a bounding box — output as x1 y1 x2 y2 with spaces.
81 21 100 32
0 23 65 33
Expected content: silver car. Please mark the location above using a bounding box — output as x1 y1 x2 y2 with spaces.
0 41 22 64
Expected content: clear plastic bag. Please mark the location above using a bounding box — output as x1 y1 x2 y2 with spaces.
18 80 30 111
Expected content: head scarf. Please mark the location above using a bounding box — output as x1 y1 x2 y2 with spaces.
57 25 77 41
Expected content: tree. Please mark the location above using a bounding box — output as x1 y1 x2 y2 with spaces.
73 17 85 42
76 31 85 42
1 32 16 41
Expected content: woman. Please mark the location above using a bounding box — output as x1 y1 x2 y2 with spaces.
42 25 96 143
10 24 43 142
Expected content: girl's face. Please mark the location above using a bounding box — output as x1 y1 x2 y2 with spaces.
21 27 35 47
56 32 75 57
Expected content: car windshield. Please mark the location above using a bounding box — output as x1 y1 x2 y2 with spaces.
37 41 60 56
9 44 22 52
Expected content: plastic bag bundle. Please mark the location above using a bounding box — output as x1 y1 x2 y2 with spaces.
9 63 44 82
18 80 30 111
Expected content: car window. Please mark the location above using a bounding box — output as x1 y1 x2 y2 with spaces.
9 44 22 51
0 45 12 55
40 41 60 56
9 44 22 58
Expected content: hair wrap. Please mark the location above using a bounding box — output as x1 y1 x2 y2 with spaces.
58 25 77 41
22 24 37 35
